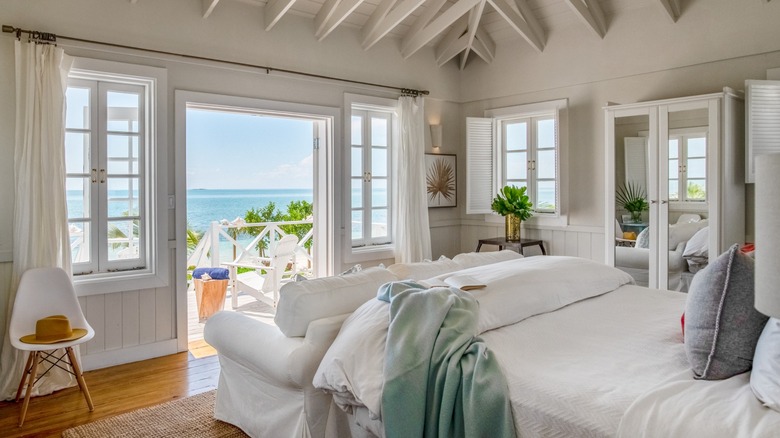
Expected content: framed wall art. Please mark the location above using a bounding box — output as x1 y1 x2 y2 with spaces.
425 153 456 208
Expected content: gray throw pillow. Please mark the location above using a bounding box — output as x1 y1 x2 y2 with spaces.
684 244 768 380
750 318 780 412
635 227 649 248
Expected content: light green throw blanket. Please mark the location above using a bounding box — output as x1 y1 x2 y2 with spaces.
378 281 516 438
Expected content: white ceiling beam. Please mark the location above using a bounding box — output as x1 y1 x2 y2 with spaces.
360 0 399 47
658 0 681 23
474 25 495 62
361 0 428 50
314 0 342 37
396 0 449 49
315 0 366 40
486 0 544 52
460 1 486 70
435 17 468 66
515 0 545 46
401 0 482 59
565 0 607 38
265 0 297 30
470 33 494 64
202 0 220 18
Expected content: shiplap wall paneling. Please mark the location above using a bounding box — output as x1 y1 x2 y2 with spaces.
139 289 157 345
122 290 141 348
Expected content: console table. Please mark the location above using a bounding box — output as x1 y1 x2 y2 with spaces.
476 237 547 256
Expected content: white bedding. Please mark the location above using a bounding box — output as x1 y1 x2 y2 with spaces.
313 256 637 427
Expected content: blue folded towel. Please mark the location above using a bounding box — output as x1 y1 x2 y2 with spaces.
192 267 230 280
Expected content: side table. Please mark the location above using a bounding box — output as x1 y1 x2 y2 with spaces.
476 237 547 256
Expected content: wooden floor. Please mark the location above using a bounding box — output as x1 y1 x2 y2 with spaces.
0 352 220 438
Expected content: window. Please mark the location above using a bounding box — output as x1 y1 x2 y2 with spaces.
467 99 567 222
669 132 707 203
350 108 392 248
65 59 167 294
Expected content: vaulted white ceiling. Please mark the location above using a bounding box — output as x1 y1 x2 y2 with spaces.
136 0 683 69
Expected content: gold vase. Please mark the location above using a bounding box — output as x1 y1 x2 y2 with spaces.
505 215 521 241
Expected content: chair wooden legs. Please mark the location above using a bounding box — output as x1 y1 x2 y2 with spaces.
15 348 94 428
66 347 94 411
18 351 39 427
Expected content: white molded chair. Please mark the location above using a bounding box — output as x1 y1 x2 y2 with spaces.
223 234 299 308
9 267 95 427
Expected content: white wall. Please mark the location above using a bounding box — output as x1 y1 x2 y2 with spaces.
0 0 462 369
458 0 780 259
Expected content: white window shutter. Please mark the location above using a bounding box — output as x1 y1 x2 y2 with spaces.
466 117 495 214
746 80 780 183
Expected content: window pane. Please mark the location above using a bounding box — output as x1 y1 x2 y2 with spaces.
506 122 527 151
669 159 679 176
372 147 388 177
537 150 556 179
107 177 140 217
687 158 706 178
536 180 556 210
669 179 679 200
107 91 140 133
107 134 140 175
536 119 555 149
351 115 362 145
371 117 387 147
107 219 141 261
69 221 91 264
66 177 90 219
372 179 388 207
506 152 527 180
351 147 362 177
352 179 362 209
687 180 706 200
669 139 679 159
66 87 90 130
351 211 362 240
65 132 90 174
371 209 388 238
688 137 706 157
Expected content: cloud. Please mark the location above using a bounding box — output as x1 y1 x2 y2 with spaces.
256 154 314 189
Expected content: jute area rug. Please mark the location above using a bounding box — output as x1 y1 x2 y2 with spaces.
62 390 248 438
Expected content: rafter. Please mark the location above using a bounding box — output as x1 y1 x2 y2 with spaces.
315 0 366 40
565 0 607 38
360 0 399 48
265 0 297 30
361 0 429 50
314 0 342 37
435 17 468 66
658 0 681 22
202 0 220 18
486 0 544 52
460 1 486 70
401 0 482 59
470 32 495 64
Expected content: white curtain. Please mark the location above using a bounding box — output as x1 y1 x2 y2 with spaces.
394 96 432 263
0 40 75 400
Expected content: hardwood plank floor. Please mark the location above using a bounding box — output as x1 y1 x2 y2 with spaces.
0 352 220 438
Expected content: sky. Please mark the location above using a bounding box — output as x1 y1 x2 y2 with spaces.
186 108 314 190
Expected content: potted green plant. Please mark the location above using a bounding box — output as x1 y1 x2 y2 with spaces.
616 182 649 223
491 185 533 241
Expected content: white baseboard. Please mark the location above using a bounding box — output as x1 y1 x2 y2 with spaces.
81 339 179 371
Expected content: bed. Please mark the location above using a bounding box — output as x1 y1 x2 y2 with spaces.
206 252 780 438
313 256 780 438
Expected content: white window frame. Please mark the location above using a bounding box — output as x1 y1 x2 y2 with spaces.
344 94 398 263
68 58 168 296
668 127 708 206
467 99 568 226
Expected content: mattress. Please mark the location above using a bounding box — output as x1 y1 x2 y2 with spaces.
481 284 689 437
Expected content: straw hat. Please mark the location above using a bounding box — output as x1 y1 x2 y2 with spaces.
19 315 87 344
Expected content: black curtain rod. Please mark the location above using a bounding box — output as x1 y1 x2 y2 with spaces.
2 24 429 97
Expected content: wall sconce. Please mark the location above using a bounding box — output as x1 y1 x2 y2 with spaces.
430 124 442 151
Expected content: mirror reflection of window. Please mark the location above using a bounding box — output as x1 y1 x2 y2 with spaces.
668 132 707 203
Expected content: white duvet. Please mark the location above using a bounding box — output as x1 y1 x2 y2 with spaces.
313 256 635 423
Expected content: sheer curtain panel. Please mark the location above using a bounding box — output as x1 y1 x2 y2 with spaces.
0 40 75 400
394 96 432 263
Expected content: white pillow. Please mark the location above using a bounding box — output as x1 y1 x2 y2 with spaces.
386 256 460 280
683 226 709 261
452 249 523 270
751 318 780 412
635 227 650 249
669 219 708 250
274 266 397 337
